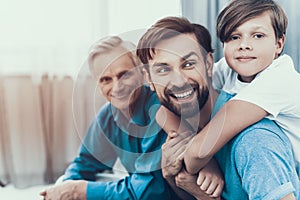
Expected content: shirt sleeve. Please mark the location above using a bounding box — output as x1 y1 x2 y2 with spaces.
234 123 298 200
232 55 300 118
86 171 179 200
64 118 117 181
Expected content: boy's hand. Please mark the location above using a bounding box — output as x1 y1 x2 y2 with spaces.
175 169 221 200
197 159 224 198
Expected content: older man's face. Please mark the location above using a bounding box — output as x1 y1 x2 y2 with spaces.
147 33 211 118
93 49 143 111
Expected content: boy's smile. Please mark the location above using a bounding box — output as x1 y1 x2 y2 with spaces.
223 11 284 82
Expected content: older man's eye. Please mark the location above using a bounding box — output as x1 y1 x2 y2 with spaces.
119 71 133 79
99 77 112 84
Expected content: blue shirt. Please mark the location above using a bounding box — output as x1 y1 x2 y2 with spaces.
214 91 300 200
64 86 179 200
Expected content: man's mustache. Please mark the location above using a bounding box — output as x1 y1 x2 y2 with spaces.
164 83 198 96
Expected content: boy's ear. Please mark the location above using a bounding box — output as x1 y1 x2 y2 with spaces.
142 68 155 91
205 52 214 78
276 34 286 56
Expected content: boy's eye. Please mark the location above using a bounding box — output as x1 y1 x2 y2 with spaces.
253 33 264 39
230 35 239 40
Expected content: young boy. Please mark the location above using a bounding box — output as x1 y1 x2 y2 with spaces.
157 0 300 182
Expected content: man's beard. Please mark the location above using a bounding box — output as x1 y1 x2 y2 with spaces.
156 82 209 118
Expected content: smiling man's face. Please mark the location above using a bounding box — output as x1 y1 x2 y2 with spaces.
93 48 143 111
147 33 211 118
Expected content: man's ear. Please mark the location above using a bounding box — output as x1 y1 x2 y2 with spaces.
205 52 214 78
276 35 286 57
142 68 155 91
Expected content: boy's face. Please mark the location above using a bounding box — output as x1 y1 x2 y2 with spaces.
92 49 143 110
146 33 212 118
223 11 284 82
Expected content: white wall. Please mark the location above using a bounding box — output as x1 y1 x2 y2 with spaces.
0 0 181 74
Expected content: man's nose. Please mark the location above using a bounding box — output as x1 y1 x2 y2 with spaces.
112 78 123 92
170 70 188 88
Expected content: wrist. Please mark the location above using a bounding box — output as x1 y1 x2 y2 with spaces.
162 169 175 179
72 180 87 200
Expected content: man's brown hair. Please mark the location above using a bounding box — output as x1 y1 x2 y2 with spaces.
136 16 213 65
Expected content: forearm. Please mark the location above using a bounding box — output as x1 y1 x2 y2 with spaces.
88 171 177 200
185 100 267 174
156 106 193 134
64 156 112 181
184 134 213 174
86 180 135 199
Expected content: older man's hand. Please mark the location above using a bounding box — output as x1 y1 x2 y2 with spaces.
40 180 87 200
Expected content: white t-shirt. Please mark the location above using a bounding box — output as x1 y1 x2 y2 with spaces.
213 54 300 166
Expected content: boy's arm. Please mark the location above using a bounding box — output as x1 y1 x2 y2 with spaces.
155 106 194 135
184 99 268 174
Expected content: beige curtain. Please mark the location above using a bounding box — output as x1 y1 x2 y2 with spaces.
0 74 105 188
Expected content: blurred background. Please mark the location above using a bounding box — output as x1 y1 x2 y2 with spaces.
0 0 299 193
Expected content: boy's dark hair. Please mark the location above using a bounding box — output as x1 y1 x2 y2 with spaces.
136 16 213 65
217 0 288 43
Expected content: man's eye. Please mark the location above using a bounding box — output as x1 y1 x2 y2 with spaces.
183 61 196 69
254 33 264 39
155 65 170 74
99 77 112 84
120 71 133 79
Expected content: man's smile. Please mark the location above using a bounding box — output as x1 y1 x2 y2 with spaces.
166 84 197 102
170 88 195 100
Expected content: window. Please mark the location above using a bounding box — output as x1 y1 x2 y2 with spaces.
0 0 181 74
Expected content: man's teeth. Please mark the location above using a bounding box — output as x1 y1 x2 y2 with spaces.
174 90 193 98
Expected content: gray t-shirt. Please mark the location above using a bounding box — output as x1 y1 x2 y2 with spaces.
213 91 300 199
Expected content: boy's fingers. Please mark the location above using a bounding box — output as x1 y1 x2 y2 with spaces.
211 184 223 198
197 173 205 186
205 182 218 195
200 178 211 191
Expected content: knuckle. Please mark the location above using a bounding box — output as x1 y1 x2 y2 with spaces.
200 185 206 190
